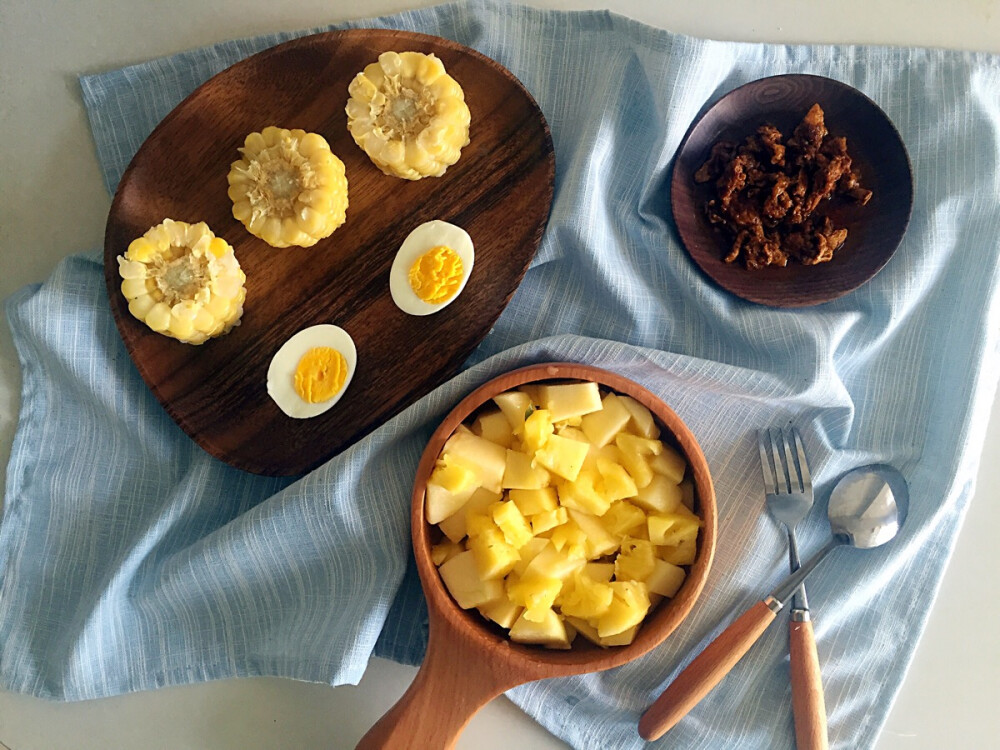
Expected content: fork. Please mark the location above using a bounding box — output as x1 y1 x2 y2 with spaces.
759 427 828 750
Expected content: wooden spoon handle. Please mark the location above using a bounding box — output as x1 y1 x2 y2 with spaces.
790 616 828 750
638 599 778 741
355 627 512 750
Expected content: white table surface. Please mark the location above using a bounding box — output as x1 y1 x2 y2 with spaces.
1 1 998 748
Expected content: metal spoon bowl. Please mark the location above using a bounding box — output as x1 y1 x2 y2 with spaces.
639 464 909 741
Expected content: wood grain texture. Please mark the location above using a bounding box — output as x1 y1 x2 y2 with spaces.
671 74 913 307
103 29 555 475
356 363 718 748
638 599 777 741
790 618 829 750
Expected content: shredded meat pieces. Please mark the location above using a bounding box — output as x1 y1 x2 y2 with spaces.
694 103 871 269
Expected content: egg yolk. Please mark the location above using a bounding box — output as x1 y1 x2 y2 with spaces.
293 347 348 403
408 245 464 304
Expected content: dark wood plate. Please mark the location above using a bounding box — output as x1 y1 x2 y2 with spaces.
671 74 913 307
104 29 555 476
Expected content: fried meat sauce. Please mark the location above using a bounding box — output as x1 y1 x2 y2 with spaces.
694 104 872 270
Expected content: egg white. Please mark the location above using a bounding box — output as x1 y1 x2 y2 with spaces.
266 324 357 419
389 220 475 316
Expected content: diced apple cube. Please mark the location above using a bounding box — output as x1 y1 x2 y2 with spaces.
431 539 464 566
633 474 684 514
437 487 501 543
615 538 657 581
472 409 514 448
533 433 590 482
530 506 568 535
599 625 639 647
580 392 632 447
658 537 697 566
618 395 660 439
468 528 520 580
478 598 523 630
537 382 603 422
600 501 647 538
645 558 687 598
597 581 650 637
438 550 505 609
647 510 702 547
596 457 638 502
491 500 534 549
502 449 551 490
509 607 569 648
648 444 687 484
567 509 621 559
441 431 507 493
425 480 478 525
492 391 533 435
522 409 554 453
510 487 558 515
557 470 612 516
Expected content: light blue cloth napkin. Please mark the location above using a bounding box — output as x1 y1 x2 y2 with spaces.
4 1 1000 748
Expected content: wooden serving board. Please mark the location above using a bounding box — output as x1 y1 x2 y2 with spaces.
104 29 555 476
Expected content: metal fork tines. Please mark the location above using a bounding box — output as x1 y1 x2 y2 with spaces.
758 427 814 615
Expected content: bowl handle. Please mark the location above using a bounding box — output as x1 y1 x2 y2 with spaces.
355 618 523 749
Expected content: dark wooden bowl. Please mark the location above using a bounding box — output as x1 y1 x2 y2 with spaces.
671 74 913 307
104 29 554 476
357 363 717 749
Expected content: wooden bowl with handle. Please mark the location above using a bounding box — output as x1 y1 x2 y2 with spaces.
356 363 717 749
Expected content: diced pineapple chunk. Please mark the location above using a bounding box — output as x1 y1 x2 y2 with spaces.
559 572 614 619
491 500 533 549
438 551 505 609
522 409 554 453
478 598 523 630
521 544 586 581
597 581 651 638
429 455 478 493
615 538 657 581
580 392 632 447
618 395 660 439
645 558 687 598
509 487 558 516
441 430 507 493
511 537 549 577
633 474 684 514
549 520 589 558
556 470 611 516
596 457 638 502
600 501 647 538
582 562 616 583
530 506 568 535
472 409 514 448
564 616 604 647
616 445 654 489
431 539 464 566
567 509 620 559
502 449 551 490
616 433 664 457
468 528 520 580
509 607 570 648
648 444 687 484
599 625 639 647
537 382 603 422
507 576 563 620
647 510 702 547
425 479 477 526
533 433 590 482
492 391 533 435
437 487 501 544
658 537 697 566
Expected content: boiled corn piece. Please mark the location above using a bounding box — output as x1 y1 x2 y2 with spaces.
117 219 246 344
227 126 348 248
346 51 471 180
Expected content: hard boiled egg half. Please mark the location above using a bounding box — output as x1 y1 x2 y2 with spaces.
390 220 474 316
267 325 357 419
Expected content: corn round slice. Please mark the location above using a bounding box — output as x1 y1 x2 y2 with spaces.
346 51 471 180
117 219 246 345
227 126 349 248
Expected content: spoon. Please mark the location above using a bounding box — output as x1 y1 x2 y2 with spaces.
638 464 909 741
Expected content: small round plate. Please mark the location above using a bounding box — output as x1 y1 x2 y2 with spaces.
671 74 913 307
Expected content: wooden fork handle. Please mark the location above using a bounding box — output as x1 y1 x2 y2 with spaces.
639 599 777 741
790 616 828 750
